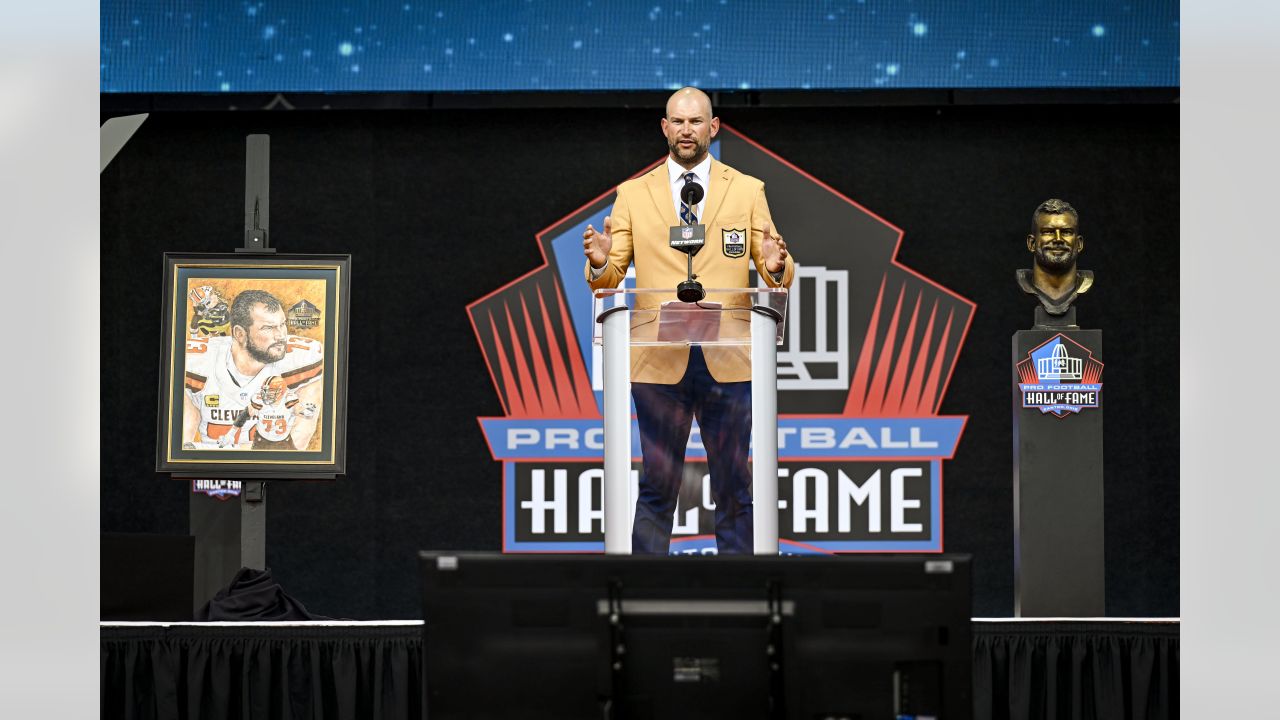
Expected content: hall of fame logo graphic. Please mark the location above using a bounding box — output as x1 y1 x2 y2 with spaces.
467 127 974 555
191 478 242 500
1016 334 1104 418
721 227 746 258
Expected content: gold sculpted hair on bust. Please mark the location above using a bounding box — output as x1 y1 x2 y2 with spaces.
1032 198 1077 226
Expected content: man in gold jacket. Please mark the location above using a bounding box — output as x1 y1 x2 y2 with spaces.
583 87 795 554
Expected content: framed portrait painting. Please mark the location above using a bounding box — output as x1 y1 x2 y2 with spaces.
156 254 350 477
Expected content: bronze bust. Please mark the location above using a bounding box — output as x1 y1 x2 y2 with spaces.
1017 198 1093 316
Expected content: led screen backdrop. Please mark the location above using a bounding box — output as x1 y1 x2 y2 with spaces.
101 0 1179 93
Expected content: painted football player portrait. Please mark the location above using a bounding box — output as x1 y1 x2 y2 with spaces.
181 287 324 451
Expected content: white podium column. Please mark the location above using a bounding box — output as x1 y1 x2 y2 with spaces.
600 307 632 555
750 309 780 555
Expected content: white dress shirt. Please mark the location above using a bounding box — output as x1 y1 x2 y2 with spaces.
666 154 712 222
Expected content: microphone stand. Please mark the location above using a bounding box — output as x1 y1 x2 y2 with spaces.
676 181 706 303
684 212 696 294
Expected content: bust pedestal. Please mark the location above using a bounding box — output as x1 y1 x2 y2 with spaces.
1012 308 1105 617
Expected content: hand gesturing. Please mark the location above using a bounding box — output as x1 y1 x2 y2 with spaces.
763 223 788 273
583 216 613 269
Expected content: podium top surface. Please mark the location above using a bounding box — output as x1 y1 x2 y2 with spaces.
593 287 789 298
592 287 787 347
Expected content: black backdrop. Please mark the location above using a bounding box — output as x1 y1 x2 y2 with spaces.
100 101 1178 619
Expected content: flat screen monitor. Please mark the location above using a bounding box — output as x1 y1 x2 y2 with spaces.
420 552 971 719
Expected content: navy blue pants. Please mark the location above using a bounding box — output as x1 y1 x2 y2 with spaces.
631 347 753 555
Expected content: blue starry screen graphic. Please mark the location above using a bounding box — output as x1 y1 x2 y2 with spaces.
100 1 1179 93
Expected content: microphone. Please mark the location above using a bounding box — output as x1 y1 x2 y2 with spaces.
671 176 707 302
680 179 704 210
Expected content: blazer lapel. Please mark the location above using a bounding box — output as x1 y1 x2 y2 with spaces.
700 159 734 229
643 166 679 227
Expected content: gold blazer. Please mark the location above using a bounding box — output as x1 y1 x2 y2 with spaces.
586 159 795 384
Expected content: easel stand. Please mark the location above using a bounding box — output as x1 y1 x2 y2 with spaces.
188 480 265 612
186 134 276 611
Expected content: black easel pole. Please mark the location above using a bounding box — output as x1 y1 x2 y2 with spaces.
190 134 275 612
240 134 274 254
239 134 273 569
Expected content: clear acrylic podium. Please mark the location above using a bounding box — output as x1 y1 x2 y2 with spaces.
592 287 788 555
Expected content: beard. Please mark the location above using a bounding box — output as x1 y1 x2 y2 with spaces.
668 136 708 165
1035 244 1077 272
246 336 287 364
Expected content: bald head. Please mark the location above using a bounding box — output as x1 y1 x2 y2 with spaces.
665 87 713 119
662 87 720 169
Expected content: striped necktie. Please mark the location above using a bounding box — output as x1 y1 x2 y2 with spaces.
679 172 698 225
